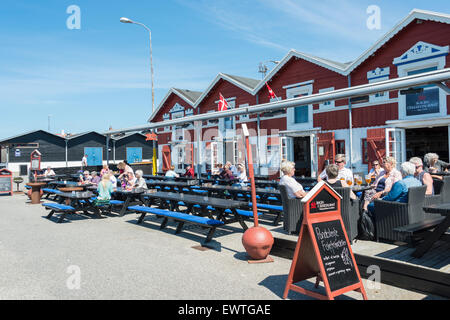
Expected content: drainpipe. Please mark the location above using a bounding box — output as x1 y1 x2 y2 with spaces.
113 140 116 164
256 94 261 175
348 75 353 171
106 135 110 166
65 139 68 168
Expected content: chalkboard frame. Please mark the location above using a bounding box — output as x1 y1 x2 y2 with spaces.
0 169 13 196
283 181 367 300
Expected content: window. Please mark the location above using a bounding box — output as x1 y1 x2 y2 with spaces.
335 140 345 156
319 87 335 109
293 94 308 124
286 82 313 128
367 67 390 103
361 139 368 164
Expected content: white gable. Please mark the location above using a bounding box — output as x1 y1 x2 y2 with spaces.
170 103 185 114
393 41 449 66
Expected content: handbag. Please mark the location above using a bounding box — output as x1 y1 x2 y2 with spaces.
358 210 375 241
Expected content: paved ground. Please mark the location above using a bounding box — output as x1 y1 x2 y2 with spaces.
0 193 444 300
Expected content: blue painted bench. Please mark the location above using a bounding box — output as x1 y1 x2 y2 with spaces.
42 188 63 201
42 203 76 223
128 205 225 243
248 202 284 225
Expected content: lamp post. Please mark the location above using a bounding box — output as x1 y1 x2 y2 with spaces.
120 17 157 175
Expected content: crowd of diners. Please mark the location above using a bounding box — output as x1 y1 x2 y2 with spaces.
279 153 449 214
164 161 249 186
37 151 448 212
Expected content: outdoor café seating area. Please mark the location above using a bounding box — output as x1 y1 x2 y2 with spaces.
21 160 448 252
15 156 449 298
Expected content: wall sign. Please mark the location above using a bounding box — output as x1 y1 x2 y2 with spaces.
283 181 367 300
405 88 439 116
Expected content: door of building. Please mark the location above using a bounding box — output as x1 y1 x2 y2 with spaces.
293 136 311 177
386 128 406 169
84 147 103 166
126 147 143 164
316 132 335 175
162 145 171 172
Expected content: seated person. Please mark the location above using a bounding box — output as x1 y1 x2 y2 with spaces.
318 154 353 183
165 166 179 179
236 164 248 185
362 156 401 213
183 164 195 178
279 161 307 199
90 171 101 186
368 162 421 213
325 164 356 200
410 157 434 195
368 160 383 181
97 174 116 201
125 172 137 191
80 171 92 184
42 166 56 177
109 172 118 188
424 152 449 181
134 170 148 190
100 164 110 177
221 163 235 180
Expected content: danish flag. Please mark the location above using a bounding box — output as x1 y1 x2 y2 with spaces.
218 93 228 111
266 82 277 99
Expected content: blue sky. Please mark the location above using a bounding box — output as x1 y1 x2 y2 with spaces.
0 0 449 139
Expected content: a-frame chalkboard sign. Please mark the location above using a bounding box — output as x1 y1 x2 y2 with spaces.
283 181 367 300
0 168 13 196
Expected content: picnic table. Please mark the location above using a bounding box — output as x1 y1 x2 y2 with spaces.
412 203 450 258
145 180 193 192
112 187 146 216
139 191 251 230
44 191 102 223
197 184 281 203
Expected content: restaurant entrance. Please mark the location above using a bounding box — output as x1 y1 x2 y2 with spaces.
405 126 449 163
293 136 311 177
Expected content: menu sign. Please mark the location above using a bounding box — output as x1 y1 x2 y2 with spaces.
406 88 439 116
283 181 367 300
0 177 12 193
0 169 13 195
312 220 359 292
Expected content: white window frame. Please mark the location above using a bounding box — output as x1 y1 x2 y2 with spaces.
219 99 236 139
318 87 335 109
286 84 313 131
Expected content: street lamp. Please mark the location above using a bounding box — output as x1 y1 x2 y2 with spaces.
120 17 157 175
119 17 155 114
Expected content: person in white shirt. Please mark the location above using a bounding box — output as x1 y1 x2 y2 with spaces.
318 154 353 183
165 165 179 179
279 161 307 199
134 170 148 190
81 154 88 170
236 164 248 185
43 166 56 177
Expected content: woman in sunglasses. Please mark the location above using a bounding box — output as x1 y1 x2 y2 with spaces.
318 154 353 183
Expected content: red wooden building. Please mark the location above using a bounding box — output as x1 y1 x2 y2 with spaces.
150 9 450 178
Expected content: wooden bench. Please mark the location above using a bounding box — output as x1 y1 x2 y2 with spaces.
248 202 284 225
42 203 76 223
393 216 446 246
128 206 225 243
